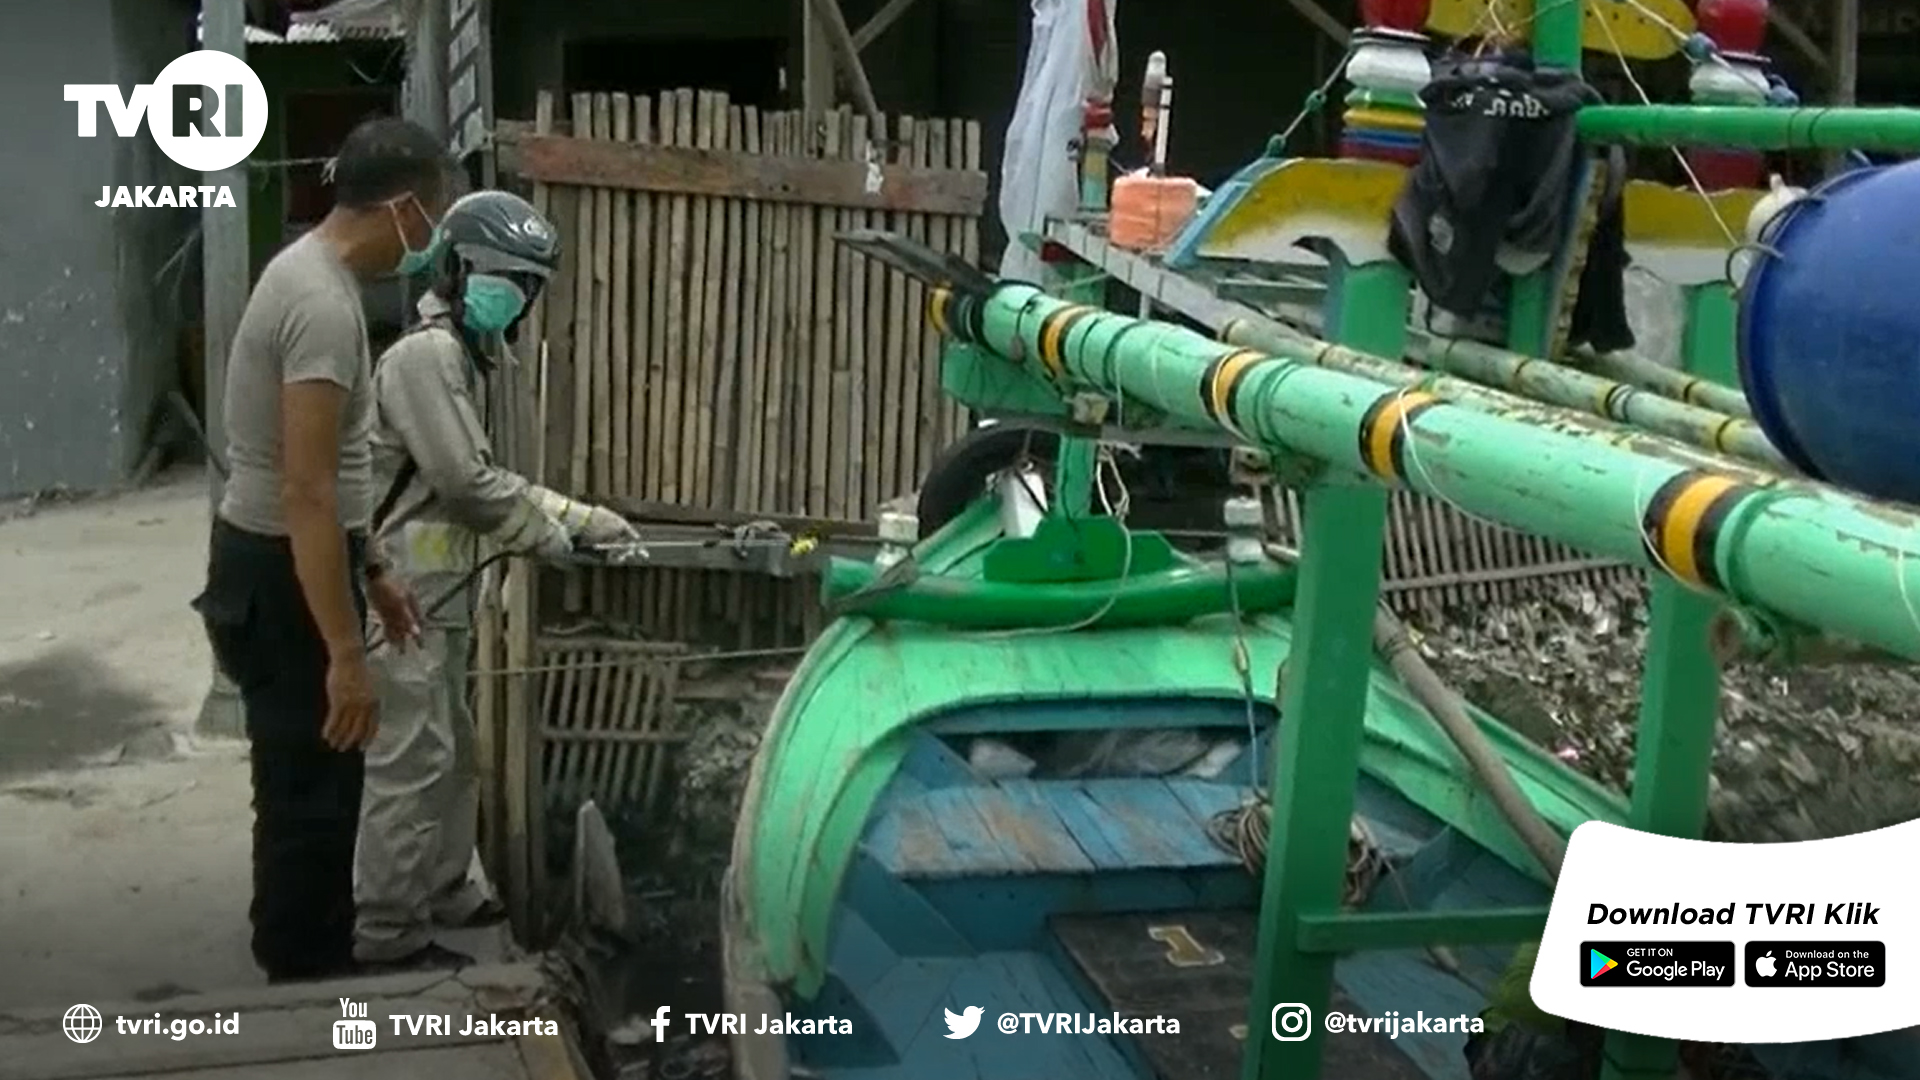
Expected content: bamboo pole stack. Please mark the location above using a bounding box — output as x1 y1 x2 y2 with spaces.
519 89 985 648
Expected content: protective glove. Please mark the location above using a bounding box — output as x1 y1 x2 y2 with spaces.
528 515 576 560
578 504 640 545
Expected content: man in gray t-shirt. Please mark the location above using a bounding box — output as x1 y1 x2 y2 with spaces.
218 231 377 536
191 117 450 985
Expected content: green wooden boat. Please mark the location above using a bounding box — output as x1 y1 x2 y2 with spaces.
719 481 1628 1080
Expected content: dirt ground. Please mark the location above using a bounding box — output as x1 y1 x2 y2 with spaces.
0 469 512 1018
0 469 261 1010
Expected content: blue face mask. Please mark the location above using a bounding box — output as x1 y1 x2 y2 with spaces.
461 274 528 333
389 196 443 277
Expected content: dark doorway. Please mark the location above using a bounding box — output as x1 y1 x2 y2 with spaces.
280 88 397 227
563 36 786 109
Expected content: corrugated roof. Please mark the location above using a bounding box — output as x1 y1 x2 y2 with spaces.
243 21 403 44
205 0 404 46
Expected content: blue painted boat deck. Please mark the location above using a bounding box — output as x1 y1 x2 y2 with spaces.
864 777 1250 877
771 729 1532 1080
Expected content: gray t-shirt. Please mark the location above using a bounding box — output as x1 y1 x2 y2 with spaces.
217 232 375 535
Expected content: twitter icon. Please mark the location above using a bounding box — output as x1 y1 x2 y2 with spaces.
944 1006 983 1039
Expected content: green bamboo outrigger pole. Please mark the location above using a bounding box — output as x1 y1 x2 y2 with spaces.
1576 104 1920 150
1216 317 1789 474
1568 344 1753 419
929 273 1920 1079
934 283 1920 662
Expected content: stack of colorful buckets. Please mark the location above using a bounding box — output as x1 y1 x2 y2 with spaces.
1340 0 1433 165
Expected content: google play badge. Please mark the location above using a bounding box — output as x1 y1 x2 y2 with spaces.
1590 949 1619 979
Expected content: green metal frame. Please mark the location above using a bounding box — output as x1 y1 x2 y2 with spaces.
1220 8 1857 1074
950 6 1920 1075
880 10 1920 1080
1243 255 1423 1079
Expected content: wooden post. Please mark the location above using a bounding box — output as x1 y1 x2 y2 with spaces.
1767 10 1831 79
1832 0 1859 106
800 0 835 114
1824 0 1859 174
500 91 558 944
193 0 250 740
802 0 881 125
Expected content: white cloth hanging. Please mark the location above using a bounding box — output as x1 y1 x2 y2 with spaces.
996 0 1119 284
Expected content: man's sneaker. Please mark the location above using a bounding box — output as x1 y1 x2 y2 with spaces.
358 943 474 976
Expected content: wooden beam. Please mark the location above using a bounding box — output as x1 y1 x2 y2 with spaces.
1831 0 1859 101
1768 9 1833 75
1827 0 1860 172
1284 0 1350 47
800 0 836 114
512 134 988 215
803 0 882 123
852 0 923 51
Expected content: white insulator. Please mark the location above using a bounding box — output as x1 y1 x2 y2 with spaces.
1223 495 1263 530
878 511 920 545
1224 496 1267 564
1690 60 1768 106
1346 32 1432 96
997 468 1048 539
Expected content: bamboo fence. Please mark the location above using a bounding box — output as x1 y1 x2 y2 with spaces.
506 88 984 647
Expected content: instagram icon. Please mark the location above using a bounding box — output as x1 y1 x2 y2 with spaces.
1270 1004 1312 1042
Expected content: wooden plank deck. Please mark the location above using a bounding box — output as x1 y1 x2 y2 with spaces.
1041 217 1325 334
862 778 1246 878
860 763 1435 881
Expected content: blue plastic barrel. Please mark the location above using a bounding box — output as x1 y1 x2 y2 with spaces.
1737 160 1920 503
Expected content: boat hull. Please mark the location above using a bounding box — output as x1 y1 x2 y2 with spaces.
723 699 1607 1080
719 500 1626 1080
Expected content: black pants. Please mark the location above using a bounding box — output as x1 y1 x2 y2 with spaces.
193 518 367 982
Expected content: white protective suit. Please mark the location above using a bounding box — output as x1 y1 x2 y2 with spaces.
997 0 1119 283
354 292 628 962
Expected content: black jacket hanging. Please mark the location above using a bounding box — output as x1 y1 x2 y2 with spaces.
1567 144 1636 354
1388 51 1600 318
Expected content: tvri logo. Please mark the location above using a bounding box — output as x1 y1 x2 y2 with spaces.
65 50 267 207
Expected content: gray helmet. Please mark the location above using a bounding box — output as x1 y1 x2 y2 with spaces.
439 190 560 278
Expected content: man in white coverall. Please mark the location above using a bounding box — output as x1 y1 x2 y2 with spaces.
354 190 639 971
